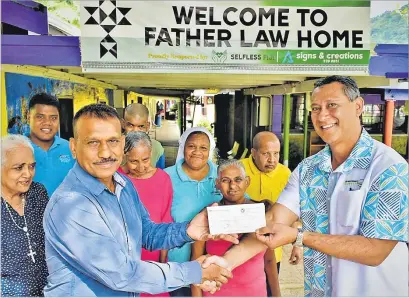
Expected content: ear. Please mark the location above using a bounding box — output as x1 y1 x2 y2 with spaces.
215 178 221 190
146 120 151 131
355 97 364 117
245 176 250 186
69 137 77 159
120 118 126 130
251 148 256 159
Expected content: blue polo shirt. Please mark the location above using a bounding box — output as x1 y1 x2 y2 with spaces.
31 136 75 196
165 159 222 263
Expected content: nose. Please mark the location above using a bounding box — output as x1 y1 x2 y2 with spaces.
317 107 330 122
22 165 33 179
98 142 112 159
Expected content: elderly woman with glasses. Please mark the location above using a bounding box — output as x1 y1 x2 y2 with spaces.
118 131 173 297
1 134 49 296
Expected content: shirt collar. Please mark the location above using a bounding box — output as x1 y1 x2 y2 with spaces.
29 135 60 151
72 162 126 196
176 159 218 182
318 129 374 173
248 156 277 178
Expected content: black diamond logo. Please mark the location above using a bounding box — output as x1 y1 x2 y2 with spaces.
84 6 98 15
118 17 131 25
85 16 98 25
101 25 115 33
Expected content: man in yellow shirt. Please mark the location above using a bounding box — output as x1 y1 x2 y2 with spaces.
241 131 301 296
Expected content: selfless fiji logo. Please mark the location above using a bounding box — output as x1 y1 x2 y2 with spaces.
212 50 227 63
59 155 71 163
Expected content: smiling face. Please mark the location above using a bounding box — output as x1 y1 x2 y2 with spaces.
1 145 36 195
311 82 364 146
183 133 210 171
29 104 59 143
70 116 125 185
216 165 249 204
124 144 152 178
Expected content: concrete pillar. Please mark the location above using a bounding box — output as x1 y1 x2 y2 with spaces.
283 94 291 167
383 100 394 147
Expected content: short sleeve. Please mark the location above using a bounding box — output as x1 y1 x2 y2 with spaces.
277 166 301 218
360 163 408 242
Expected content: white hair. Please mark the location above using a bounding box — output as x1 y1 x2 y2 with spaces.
1 134 34 167
217 159 246 178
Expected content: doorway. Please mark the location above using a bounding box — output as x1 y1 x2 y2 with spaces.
59 98 74 140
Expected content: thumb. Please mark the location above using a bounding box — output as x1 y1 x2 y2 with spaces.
202 255 227 269
209 202 219 207
256 226 272 235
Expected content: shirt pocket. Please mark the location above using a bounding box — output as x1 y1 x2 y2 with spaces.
336 190 364 232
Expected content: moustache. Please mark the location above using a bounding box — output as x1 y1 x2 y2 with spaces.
93 158 118 165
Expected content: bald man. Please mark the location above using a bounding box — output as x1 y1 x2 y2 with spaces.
241 131 294 295
123 103 165 169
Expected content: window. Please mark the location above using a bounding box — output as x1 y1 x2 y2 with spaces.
361 104 384 133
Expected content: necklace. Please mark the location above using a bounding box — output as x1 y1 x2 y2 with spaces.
1 196 37 263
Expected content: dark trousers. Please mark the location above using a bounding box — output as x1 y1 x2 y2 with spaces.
169 287 191 297
266 262 281 297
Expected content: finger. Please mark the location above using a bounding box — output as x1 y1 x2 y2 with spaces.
220 267 233 279
216 281 222 289
215 275 228 284
202 255 228 269
256 226 272 235
217 234 239 245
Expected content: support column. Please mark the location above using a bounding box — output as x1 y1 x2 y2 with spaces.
303 93 310 158
243 95 248 148
283 94 291 167
383 100 394 147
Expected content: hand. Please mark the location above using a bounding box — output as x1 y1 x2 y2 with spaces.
187 203 239 244
201 255 232 271
255 223 298 250
289 245 303 265
195 255 232 291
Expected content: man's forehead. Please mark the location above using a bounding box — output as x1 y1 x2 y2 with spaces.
32 104 59 114
220 166 244 176
77 116 121 137
124 113 148 123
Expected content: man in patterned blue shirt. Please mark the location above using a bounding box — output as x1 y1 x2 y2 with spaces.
203 76 408 297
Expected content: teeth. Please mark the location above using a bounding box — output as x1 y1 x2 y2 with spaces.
322 124 335 129
41 129 51 132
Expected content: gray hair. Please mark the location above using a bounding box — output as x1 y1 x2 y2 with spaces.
217 159 246 178
313 75 360 101
1 134 34 167
124 131 152 154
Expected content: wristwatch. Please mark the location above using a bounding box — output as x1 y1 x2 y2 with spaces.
292 228 304 247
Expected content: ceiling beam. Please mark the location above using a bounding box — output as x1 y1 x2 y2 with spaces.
244 76 395 96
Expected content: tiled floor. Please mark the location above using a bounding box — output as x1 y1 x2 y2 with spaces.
279 244 304 296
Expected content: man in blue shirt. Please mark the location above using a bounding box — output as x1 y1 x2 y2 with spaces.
43 104 235 296
28 93 74 196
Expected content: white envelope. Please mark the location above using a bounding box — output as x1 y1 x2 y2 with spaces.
207 203 266 235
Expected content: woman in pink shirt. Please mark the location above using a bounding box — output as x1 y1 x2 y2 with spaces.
119 131 173 297
191 159 280 297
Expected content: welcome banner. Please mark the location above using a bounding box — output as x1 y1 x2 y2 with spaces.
80 0 371 73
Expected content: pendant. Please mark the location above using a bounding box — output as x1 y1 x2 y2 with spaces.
23 226 28 232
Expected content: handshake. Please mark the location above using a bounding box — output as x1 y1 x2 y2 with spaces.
195 254 232 294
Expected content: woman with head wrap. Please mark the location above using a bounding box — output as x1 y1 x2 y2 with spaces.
118 131 173 297
164 127 222 297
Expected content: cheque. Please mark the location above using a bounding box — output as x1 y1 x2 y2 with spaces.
207 203 266 235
